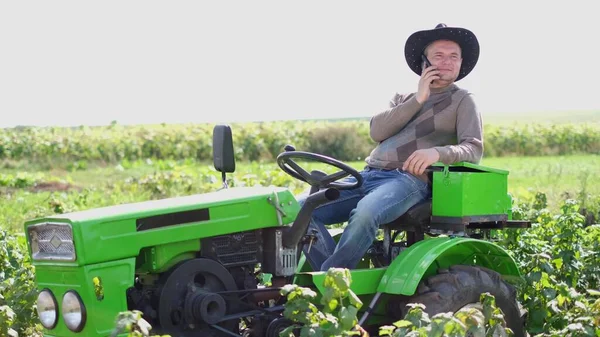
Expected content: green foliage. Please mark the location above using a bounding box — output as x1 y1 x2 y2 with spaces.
126 169 196 199
280 268 365 337
379 293 512 337
484 123 600 157
0 172 43 188
0 305 18 337
497 195 600 336
1 121 598 165
0 229 42 337
281 269 514 337
306 124 375 161
110 310 170 337
115 161 308 200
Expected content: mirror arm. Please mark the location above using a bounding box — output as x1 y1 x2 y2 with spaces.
222 171 228 189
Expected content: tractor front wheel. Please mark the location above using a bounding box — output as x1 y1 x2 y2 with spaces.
399 265 526 337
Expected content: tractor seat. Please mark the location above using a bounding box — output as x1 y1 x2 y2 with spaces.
383 199 432 230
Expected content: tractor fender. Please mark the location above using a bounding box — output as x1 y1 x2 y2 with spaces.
377 236 521 296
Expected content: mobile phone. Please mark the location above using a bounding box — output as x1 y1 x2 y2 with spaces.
421 54 434 83
421 54 432 68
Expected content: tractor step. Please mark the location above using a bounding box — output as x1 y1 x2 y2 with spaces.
469 220 531 229
427 217 531 233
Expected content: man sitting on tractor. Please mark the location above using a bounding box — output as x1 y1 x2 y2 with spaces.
297 23 484 271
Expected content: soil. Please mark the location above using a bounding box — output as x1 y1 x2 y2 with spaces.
30 181 79 193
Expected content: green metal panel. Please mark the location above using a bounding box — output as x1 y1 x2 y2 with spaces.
293 227 384 295
297 268 387 296
377 236 520 295
431 163 509 218
35 258 135 337
431 161 509 175
24 187 299 267
137 239 200 273
295 254 312 274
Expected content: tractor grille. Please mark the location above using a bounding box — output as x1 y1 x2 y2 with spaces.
279 246 297 277
261 228 297 277
201 230 262 267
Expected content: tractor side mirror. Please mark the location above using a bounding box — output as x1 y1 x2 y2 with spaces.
213 124 235 188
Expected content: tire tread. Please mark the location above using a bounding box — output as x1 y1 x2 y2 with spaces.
400 264 525 337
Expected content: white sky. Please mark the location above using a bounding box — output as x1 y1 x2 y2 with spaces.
1 1 598 127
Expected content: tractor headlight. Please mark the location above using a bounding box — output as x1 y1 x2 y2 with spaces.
28 222 76 261
62 290 86 332
36 289 58 329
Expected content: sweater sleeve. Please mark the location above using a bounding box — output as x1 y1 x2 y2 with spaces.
369 92 423 142
434 93 483 164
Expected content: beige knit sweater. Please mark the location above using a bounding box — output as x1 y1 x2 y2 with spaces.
365 83 483 170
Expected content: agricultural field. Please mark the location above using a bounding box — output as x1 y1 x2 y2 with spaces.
1 155 599 233
1 119 599 336
1 119 598 163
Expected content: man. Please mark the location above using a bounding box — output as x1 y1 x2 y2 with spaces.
298 23 483 271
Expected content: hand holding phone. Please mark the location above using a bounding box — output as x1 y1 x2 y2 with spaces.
416 54 440 104
421 54 436 84
421 54 432 69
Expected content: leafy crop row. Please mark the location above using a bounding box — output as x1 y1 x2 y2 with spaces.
0 230 40 337
1 121 598 164
497 195 600 335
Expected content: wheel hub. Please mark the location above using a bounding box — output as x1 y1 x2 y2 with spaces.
185 290 227 325
266 317 296 337
157 258 240 336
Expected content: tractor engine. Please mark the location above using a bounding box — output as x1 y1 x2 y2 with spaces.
200 228 298 280
125 227 298 336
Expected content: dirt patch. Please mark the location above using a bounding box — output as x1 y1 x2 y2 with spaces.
30 181 79 193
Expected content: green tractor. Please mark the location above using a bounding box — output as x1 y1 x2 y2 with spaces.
24 125 530 337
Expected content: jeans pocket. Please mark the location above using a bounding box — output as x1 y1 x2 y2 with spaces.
396 168 429 192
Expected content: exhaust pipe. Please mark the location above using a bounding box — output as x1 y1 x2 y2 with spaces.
282 188 339 249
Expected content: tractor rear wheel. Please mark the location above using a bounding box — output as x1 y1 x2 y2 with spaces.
400 265 526 337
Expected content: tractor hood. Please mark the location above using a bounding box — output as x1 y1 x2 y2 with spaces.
24 187 299 266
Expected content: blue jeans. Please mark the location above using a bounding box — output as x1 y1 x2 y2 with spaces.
296 167 431 271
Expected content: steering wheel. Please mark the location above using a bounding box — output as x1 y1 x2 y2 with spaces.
276 149 363 190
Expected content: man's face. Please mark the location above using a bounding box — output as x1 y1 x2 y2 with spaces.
425 40 462 84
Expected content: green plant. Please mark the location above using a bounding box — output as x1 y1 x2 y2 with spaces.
110 310 170 337
497 196 600 335
1 121 597 165
0 305 17 337
280 268 365 337
129 170 195 199
378 293 512 337
306 125 374 161
0 172 43 188
0 229 42 337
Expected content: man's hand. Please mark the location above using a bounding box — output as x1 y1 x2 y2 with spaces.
402 148 440 176
416 65 440 104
